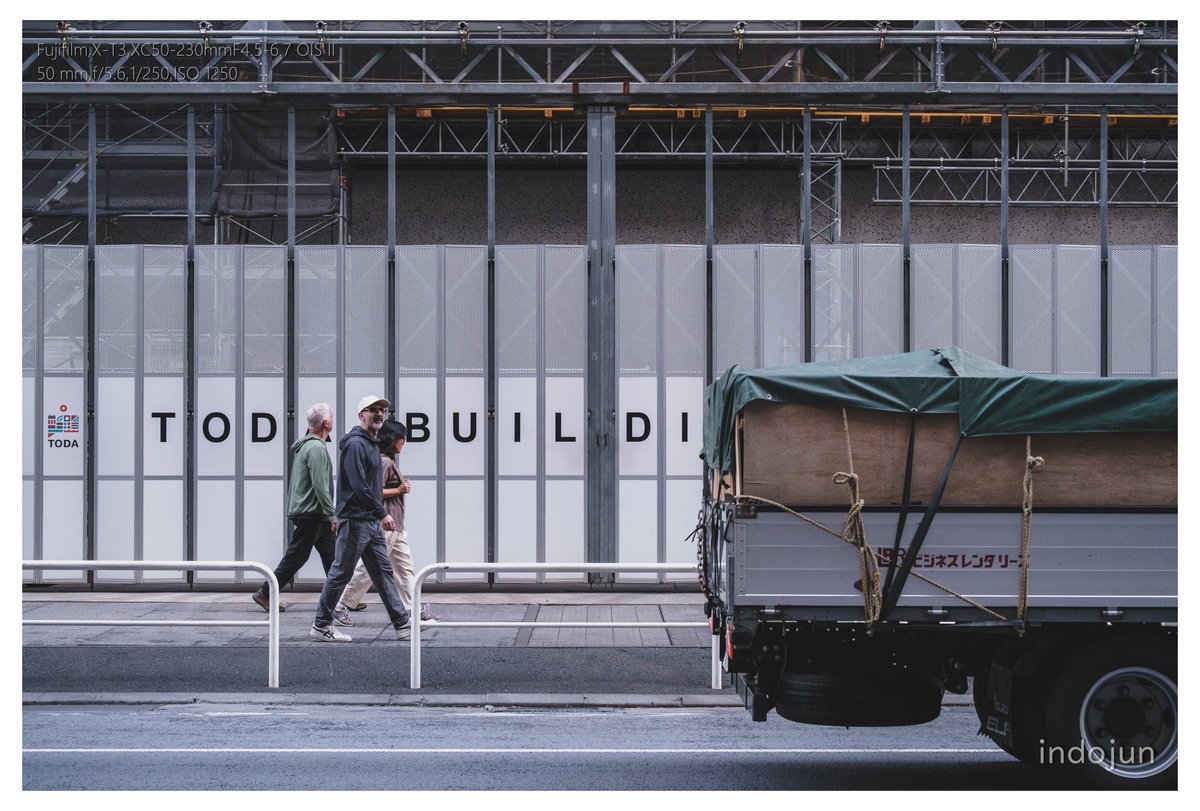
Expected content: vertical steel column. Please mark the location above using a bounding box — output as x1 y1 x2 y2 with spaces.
486 106 498 580
285 107 297 491
802 107 813 362
1000 107 1011 366
85 105 97 585
901 106 912 352
387 106 397 411
704 106 714 383
1099 109 1110 377
586 106 617 576
186 105 197 580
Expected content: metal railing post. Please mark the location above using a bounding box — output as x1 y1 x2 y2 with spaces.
410 562 720 691
22 560 279 688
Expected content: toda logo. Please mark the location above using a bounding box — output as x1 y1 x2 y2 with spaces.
46 403 80 448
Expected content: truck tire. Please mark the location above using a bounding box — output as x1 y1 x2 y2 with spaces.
1042 638 1177 788
774 671 943 727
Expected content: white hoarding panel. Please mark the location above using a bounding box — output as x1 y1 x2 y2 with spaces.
142 479 185 580
195 479 236 582
497 480 538 579
619 377 657 476
499 377 537 475
403 485 439 587
665 376 704 476
544 377 584 476
544 480 585 580
97 377 136 476
197 377 237 476
445 377 485 477
96 480 136 580
244 480 286 579
618 479 659 581
42 377 84 477
444 479 485 581
42 480 84 580
665 479 702 580
23 481 35 580
142 377 184 476
395 377 438 476
244 377 286 477
23 377 34 477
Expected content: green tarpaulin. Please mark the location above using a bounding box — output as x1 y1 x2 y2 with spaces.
703 347 1177 474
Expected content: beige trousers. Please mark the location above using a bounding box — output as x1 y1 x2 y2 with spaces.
339 529 414 613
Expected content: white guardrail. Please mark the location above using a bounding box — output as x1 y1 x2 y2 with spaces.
411 562 722 690
21 560 280 689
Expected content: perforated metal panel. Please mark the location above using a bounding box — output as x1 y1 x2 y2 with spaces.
243 247 286 375
1011 246 1055 373
196 247 239 374
296 247 339 375
911 244 1001 360
143 246 186 374
23 246 37 374
496 246 539 375
42 246 88 371
812 244 854 361
617 246 659 375
1055 246 1101 375
395 247 439 375
859 244 903 357
713 245 757 373
97 246 138 374
957 245 1002 362
760 246 805 368
444 247 488 375
663 246 706 375
1156 246 1177 376
344 247 388 375
544 247 586 375
1110 246 1155 376
912 245 955 350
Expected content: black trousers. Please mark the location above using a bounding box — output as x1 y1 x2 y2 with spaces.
262 515 336 592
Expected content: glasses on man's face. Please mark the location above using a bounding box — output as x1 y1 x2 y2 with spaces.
363 406 386 414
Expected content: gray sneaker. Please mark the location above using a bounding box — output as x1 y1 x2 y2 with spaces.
310 623 351 643
394 621 412 641
332 602 354 627
420 603 441 623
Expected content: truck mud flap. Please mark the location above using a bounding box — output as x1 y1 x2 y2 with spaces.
979 662 1016 749
736 674 771 722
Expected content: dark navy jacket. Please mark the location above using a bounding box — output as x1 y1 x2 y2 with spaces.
335 426 387 521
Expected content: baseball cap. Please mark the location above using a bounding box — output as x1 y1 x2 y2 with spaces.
356 395 391 414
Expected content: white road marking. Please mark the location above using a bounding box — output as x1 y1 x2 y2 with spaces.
25 747 1007 755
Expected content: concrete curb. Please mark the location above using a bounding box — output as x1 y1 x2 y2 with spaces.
23 691 973 709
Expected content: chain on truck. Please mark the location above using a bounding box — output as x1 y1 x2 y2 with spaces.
693 347 1177 788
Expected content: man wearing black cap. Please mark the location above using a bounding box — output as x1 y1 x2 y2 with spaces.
310 395 413 642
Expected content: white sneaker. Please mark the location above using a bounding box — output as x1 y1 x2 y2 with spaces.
420 603 441 623
394 621 412 641
333 602 354 627
310 623 352 643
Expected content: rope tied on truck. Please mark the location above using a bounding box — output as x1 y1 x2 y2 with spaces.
1017 436 1044 621
833 408 883 623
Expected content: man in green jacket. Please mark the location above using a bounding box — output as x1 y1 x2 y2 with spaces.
252 403 337 613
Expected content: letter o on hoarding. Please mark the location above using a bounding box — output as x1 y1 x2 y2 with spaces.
203 412 231 443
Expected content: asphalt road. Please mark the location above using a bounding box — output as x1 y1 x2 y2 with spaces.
23 703 1069 791
23 645 722 695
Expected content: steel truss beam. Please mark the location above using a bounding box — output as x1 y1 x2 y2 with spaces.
23 21 1177 106
333 116 843 161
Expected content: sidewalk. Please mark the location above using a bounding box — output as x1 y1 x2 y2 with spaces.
22 589 735 706
22 590 971 709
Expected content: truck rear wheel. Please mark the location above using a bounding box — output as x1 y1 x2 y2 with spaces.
1042 639 1177 788
774 671 943 727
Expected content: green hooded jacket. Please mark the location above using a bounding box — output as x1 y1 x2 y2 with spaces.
287 432 335 519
